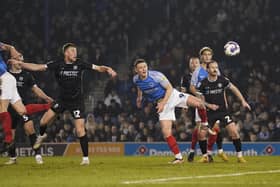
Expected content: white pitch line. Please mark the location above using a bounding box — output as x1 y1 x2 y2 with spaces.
122 169 280 184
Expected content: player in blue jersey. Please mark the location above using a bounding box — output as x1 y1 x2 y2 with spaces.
0 42 33 154
187 47 228 163
133 59 216 164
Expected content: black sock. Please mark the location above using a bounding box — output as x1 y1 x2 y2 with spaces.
29 133 40 155
40 126 47 136
79 135 88 157
199 140 207 154
8 142 16 158
232 138 242 152
216 132 223 150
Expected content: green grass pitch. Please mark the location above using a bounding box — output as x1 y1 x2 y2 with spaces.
0 156 279 187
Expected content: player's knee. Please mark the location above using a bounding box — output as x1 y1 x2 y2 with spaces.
51 101 61 114
40 118 48 126
162 130 171 138
76 128 86 137
231 131 240 139
17 108 27 116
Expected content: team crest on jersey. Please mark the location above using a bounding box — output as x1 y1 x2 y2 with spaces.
19 76 23 81
73 65 78 70
218 83 222 88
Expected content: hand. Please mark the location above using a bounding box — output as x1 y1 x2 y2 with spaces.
136 97 142 108
208 104 219 111
107 68 117 78
9 46 21 59
8 59 22 65
242 101 251 111
156 101 166 113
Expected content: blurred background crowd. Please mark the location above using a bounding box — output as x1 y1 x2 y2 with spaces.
1 0 279 143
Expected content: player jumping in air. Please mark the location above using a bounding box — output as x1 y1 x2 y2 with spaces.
5 53 53 165
9 43 117 165
133 59 216 164
0 42 34 154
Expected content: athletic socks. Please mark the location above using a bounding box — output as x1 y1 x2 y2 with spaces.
233 138 242 153
166 135 181 158
216 132 223 150
0 112 12 143
207 134 217 152
39 126 47 136
79 135 89 157
29 133 40 155
8 142 16 158
190 128 198 150
233 138 243 158
25 103 51 115
207 127 219 152
197 108 208 124
199 140 207 155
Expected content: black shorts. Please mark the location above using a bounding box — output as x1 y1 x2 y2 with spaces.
207 111 234 128
51 100 85 119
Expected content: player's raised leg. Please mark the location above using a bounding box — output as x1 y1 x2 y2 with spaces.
33 108 57 149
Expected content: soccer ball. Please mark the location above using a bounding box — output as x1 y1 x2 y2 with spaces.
224 41 240 56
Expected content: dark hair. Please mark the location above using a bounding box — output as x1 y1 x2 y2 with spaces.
62 43 76 53
206 60 218 69
133 58 146 67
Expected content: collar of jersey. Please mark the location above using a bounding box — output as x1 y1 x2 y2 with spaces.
208 77 218 82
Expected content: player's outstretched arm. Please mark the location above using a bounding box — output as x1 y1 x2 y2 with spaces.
8 59 47 71
92 64 117 77
32 86 54 103
229 83 251 111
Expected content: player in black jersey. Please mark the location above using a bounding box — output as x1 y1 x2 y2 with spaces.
10 43 117 165
0 42 35 155
180 57 200 93
198 60 251 163
5 54 53 165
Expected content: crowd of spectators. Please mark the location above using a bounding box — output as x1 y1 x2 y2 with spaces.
1 0 279 143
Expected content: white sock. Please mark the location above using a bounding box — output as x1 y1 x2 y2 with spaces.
237 151 242 158
218 149 223 154
83 157 89 161
35 154 42 158
175 153 183 159
189 149 195 152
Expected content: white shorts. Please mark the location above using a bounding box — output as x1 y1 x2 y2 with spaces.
195 108 201 122
159 89 189 121
0 72 21 104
